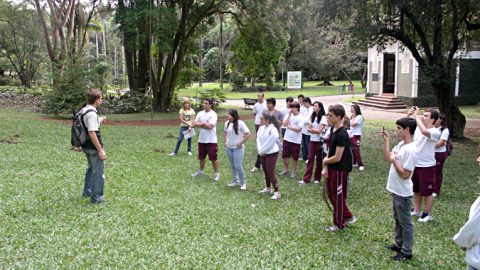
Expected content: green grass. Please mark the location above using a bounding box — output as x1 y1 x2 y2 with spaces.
460 105 480 119
178 81 365 99
0 110 478 269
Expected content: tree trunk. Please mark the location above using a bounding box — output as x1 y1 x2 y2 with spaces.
432 82 466 138
124 48 135 90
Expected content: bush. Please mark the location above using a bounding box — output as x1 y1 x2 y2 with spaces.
100 92 151 114
235 85 285 92
191 88 226 111
230 72 245 91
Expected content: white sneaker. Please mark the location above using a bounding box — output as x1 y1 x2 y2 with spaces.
418 213 432 223
325 225 342 232
227 182 238 187
188 151 192 156
346 216 358 225
305 159 309 164
279 171 289 176
191 170 203 177
240 184 246 190
298 157 303 161
298 180 307 185
259 188 272 193
314 180 320 184
169 152 176 156
250 167 259 172
214 173 220 181
432 193 438 198
290 172 297 178
271 192 281 200
352 164 359 168
359 166 365 171
411 210 422 217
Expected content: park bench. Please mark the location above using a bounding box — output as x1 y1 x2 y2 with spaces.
243 98 258 109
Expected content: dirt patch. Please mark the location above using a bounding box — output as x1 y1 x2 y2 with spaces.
464 128 480 138
38 114 255 127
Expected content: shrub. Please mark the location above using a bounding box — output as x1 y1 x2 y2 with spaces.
235 85 285 92
100 92 151 114
230 71 245 91
191 88 226 111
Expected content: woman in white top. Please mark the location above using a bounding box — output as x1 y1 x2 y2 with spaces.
257 111 281 200
224 109 251 190
433 113 449 197
301 101 327 184
350 104 365 170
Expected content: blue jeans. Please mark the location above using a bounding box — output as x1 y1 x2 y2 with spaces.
173 126 192 154
392 194 414 256
83 148 105 203
301 134 310 161
226 147 246 185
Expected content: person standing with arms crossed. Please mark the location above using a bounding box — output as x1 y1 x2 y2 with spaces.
191 98 220 181
81 88 107 204
251 92 267 172
257 112 282 200
322 104 356 231
382 117 418 261
281 101 304 178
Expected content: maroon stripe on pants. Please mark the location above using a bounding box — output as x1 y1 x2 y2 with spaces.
261 152 279 192
434 152 448 195
327 169 353 229
303 141 323 182
352 135 363 166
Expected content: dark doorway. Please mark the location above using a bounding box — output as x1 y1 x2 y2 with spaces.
383 53 396 94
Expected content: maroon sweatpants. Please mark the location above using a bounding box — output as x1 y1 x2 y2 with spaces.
303 141 323 182
327 169 353 229
433 152 448 195
352 135 363 166
261 152 279 192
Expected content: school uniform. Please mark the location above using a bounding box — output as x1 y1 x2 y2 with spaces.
433 127 449 195
195 110 218 161
412 127 441 196
282 114 304 161
326 126 354 229
257 124 280 192
351 115 364 166
303 115 327 183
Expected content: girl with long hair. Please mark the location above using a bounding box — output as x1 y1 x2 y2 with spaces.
300 101 327 184
257 111 281 199
433 113 449 197
350 104 365 170
224 109 251 190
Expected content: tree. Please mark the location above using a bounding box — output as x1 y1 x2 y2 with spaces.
329 0 480 137
0 1 44 88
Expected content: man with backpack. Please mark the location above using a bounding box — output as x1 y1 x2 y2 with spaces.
78 88 107 204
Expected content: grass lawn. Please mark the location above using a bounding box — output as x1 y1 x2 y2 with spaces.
0 110 478 269
460 105 480 119
178 81 365 100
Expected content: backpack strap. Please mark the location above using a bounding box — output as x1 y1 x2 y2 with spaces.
80 109 96 131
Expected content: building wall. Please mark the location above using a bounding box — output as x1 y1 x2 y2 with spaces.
396 59 414 97
368 61 381 94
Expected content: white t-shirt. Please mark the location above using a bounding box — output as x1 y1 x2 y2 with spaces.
413 127 441 167
284 114 304 144
302 106 314 134
435 127 450 153
280 107 290 128
256 124 280 155
309 115 327 142
82 105 100 131
253 102 267 125
386 141 417 197
195 110 218 143
351 115 364 136
224 120 250 148
453 196 480 269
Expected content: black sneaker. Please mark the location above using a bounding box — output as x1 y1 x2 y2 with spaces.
384 244 401 253
391 252 412 261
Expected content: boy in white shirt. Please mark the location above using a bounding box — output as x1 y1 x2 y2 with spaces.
382 117 418 261
280 97 293 138
301 97 313 162
409 107 441 222
191 98 220 181
281 101 304 178
251 92 267 172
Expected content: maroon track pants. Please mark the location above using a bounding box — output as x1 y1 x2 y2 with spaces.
327 169 353 229
261 152 279 192
433 152 448 195
303 141 323 182
352 135 363 166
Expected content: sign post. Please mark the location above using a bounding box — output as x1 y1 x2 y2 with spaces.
287 71 302 90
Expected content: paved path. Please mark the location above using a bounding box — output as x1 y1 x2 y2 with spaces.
225 94 480 129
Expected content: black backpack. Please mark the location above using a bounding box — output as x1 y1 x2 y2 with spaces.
71 109 94 147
